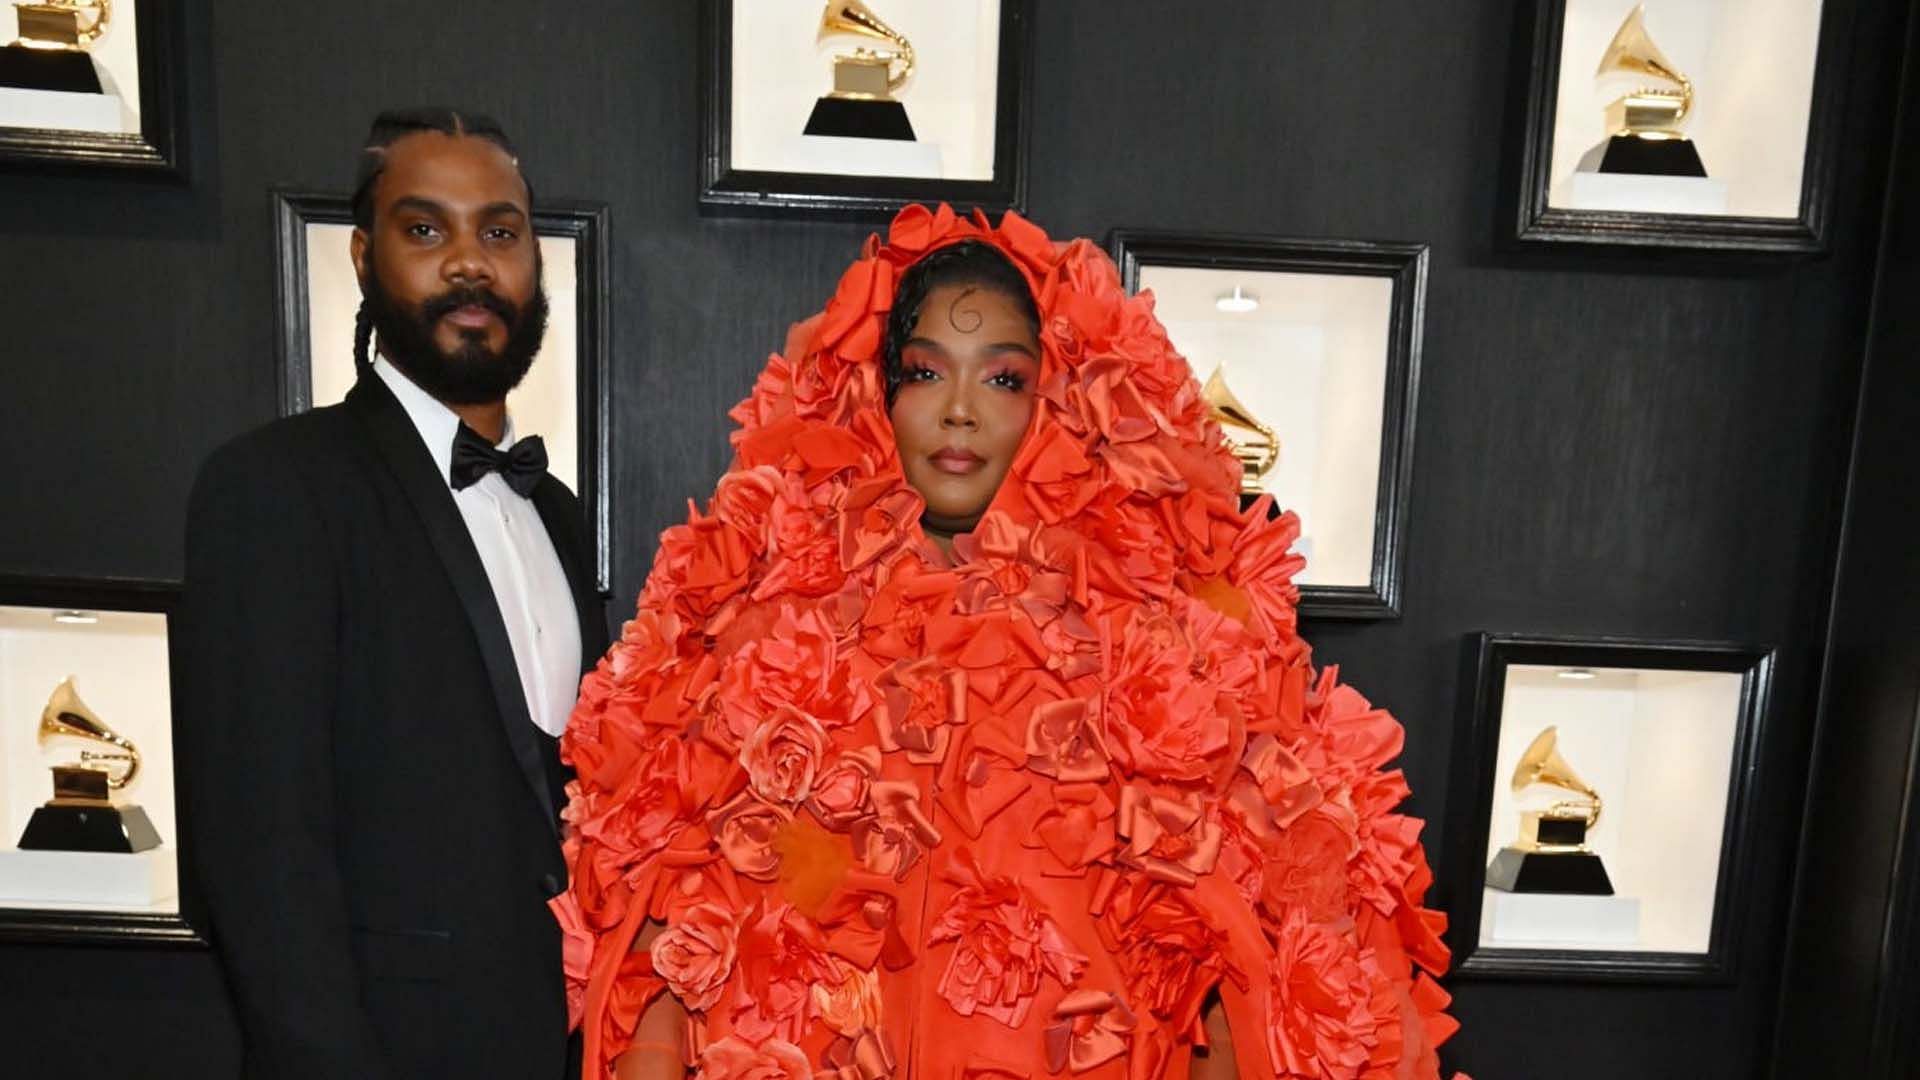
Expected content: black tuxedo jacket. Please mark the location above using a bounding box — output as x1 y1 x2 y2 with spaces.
176 373 608 1079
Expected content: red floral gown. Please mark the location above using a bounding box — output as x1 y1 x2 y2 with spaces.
553 206 1463 1080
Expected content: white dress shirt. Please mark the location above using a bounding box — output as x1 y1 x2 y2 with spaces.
373 357 583 738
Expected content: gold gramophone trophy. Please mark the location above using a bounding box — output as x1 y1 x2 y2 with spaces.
0 0 112 93
1576 5 1708 177
802 0 918 142
16 676 162 853
1485 726 1615 895
1204 367 1281 511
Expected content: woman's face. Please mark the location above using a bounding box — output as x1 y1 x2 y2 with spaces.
889 281 1041 537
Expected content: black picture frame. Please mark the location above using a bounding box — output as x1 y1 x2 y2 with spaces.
0 574 206 947
1503 0 1850 254
1108 230 1427 621
270 190 615 596
0 0 187 179
699 0 1033 219
1445 633 1775 983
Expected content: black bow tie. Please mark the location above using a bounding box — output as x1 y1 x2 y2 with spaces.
449 424 548 497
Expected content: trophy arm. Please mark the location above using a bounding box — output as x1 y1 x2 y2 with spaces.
887 42 915 93
1544 792 1602 832
80 0 111 47
78 734 140 789
108 733 139 789
1674 74 1694 126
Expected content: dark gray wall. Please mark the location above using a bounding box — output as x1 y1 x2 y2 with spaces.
0 2 1911 1077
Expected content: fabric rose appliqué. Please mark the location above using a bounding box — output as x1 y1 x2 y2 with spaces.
710 465 788 553
1102 612 1230 783
741 705 830 805
873 656 964 766
1266 914 1377 1078
708 791 794 881
697 1035 812 1080
1260 805 1361 924
731 902 839 1046
851 781 943 881
929 853 1089 1028
1025 697 1110 783
713 606 856 752
650 902 742 1012
807 746 882 831
1101 878 1233 1032
810 957 884 1035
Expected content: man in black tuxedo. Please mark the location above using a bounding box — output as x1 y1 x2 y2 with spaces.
177 108 606 1079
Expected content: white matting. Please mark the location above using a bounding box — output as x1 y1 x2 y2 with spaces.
0 84 127 134
1484 889 1643 947
1564 172 1733 214
0 846 178 908
768 135 944 180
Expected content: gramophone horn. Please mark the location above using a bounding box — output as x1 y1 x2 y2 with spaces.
1203 367 1280 483
818 0 915 91
1510 725 1602 829
1595 4 1693 122
37 676 141 789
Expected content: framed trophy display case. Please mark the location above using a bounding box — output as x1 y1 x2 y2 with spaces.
700 0 1033 217
0 0 186 177
0 576 202 945
1505 0 1852 253
1447 633 1774 982
271 190 616 595
1108 231 1427 620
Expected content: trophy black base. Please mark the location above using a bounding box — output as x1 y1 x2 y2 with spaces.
1577 134 1708 178
17 803 161 853
804 96 916 142
1486 846 1614 895
0 44 103 94
1238 491 1276 516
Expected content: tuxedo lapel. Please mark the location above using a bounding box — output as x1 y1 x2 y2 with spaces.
343 374 560 838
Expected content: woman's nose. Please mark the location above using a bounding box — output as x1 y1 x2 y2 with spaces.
940 390 979 429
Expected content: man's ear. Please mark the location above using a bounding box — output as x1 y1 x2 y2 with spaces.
350 227 370 286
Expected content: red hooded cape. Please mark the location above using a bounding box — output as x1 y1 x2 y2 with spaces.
555 205 1462 1079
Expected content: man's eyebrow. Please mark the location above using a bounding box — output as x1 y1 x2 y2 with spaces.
478 201 528 221
387 195 448 218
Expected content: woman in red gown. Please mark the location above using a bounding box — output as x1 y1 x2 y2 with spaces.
554 206 1462 1079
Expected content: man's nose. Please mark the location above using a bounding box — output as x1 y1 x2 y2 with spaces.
442 232 494 286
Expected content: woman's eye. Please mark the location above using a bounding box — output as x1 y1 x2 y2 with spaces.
903 365 937 382
990 371 1027 391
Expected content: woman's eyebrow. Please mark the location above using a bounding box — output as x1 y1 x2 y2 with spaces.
901 337 949 356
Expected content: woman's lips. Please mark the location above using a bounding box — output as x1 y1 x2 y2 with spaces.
929 448 985 474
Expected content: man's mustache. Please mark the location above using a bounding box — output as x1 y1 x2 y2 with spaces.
421 285 518 327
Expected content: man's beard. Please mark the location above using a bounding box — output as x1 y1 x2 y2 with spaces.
362 244 551 406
